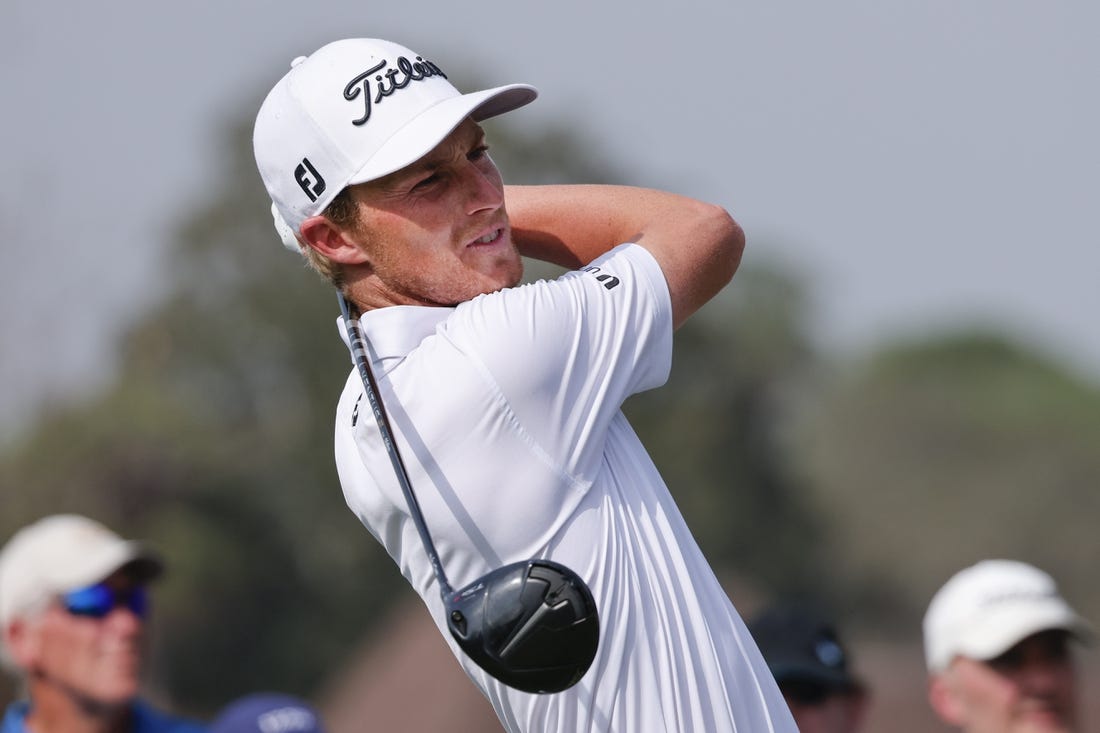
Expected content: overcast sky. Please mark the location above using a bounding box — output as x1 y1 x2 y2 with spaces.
3 0 1097 442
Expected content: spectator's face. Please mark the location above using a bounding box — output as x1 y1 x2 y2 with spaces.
782 682 867 733
930 630 1077 733
343 118 523 307
19 573 147 706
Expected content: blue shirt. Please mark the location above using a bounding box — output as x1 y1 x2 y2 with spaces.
2 699 205 733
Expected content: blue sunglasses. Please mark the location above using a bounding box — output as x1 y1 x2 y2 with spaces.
62 583 149 619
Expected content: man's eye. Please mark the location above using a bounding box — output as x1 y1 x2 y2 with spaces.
412 173 440 191
469 145 490 161
989 648 1024 671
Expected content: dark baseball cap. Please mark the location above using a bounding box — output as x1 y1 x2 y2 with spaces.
748 605 862 693
209 693 325 733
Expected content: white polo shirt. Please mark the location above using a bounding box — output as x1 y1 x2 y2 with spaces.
334 243 796 732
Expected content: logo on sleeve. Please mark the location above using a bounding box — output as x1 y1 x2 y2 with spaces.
580 265 621 290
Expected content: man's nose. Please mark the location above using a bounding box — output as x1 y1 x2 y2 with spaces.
103 603 145 635
463 161 503 215
1017 656 1071 697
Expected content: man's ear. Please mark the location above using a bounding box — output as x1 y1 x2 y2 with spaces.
4 617 40 669
928 672 965 726
299 215 370 266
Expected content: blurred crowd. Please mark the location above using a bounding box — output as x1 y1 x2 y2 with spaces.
747 557 1089 733
0 513 1090 732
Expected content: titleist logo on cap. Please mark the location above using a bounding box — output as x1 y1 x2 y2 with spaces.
343 55 448 126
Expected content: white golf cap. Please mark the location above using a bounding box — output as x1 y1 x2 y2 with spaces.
0 514 163 628
922 559 1091 672
253 38 538 251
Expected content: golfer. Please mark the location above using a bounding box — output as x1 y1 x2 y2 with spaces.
253 37 796 732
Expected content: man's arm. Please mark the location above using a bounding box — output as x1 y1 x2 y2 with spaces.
505 184 744 330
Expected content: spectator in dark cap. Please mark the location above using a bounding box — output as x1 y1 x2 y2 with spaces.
748 604 869 733
209 693 325 733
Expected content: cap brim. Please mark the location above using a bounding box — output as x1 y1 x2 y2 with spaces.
52 540 163 591
347 84 537 186
771 662 859 690
117 552 165 584
957 603 1092 662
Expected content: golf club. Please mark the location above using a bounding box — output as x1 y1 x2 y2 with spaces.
337 293 599 694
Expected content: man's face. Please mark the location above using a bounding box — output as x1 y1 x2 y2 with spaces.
22 573 147 706
781 681 866 733
932 630 1078 733
344 118 523 307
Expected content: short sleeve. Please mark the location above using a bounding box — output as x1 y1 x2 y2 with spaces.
445 243 673 480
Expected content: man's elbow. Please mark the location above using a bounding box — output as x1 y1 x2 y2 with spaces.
702 203 745 285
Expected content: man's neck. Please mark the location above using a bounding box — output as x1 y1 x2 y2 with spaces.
23 683 132 733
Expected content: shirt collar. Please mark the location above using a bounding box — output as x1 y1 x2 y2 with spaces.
336 304 453 362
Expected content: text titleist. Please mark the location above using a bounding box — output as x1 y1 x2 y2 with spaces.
344 55 447 126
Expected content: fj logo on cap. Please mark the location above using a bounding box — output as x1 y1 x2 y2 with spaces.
294 158 326 202
344 56 448 126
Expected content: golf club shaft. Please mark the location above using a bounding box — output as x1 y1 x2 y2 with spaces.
337 292 454 597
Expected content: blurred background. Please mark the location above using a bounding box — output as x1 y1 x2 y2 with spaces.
2 1 1097 730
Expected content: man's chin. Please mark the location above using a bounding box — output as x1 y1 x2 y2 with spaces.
1019 709 1073 733
483 259 524 293
74 685 139 715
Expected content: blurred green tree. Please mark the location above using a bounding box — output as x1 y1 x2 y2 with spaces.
794 330 1100 631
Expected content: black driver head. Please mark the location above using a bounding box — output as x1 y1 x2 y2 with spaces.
445 559 599 694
